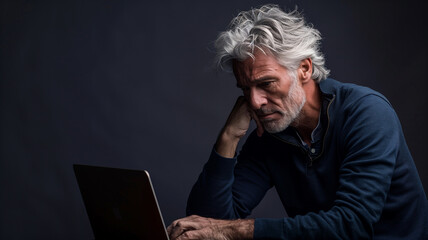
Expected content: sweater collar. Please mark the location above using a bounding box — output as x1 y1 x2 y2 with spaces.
269 79 335 153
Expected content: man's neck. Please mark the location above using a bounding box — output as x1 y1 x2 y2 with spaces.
293 82 321 146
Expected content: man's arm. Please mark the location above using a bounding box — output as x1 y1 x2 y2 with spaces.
185 96 270 220
215 96 264 158
170 94 402 239
185 131 273 220
167 97 266 240
252 94 400 239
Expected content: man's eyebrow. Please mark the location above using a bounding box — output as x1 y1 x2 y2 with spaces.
236 77 276 88
253 76 275 83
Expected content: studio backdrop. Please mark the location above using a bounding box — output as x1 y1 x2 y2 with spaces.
1 0 427 239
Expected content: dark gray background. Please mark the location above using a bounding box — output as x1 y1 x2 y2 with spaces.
1 0 427 239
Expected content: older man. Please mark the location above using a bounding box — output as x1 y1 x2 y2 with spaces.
167 4 428 240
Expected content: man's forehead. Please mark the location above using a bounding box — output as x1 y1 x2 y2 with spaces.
233 55 281 80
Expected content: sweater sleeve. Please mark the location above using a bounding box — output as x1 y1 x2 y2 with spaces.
254 94 400 239
186 134 273 219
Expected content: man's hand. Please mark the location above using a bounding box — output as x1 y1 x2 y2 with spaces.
167 215 254 240
216 96 264 158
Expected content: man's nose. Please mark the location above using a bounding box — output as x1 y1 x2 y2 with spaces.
249 88 267 109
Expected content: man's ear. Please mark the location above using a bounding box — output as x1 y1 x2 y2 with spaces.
298 58 313 84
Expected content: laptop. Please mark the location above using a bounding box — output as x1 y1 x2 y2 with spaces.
73 164 170 240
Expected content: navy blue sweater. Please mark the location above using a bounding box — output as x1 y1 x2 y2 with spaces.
187 79 428 239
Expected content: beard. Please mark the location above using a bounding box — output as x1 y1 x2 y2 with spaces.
258 74 306 133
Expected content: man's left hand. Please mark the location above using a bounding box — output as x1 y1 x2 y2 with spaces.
167 215 254 240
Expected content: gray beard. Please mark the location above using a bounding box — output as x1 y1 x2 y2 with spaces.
261 77 306 133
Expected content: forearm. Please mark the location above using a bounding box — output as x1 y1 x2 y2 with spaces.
188 131 272 219
215 96 260 158
217 218 255 240
215 129 241 158
254 208 370 239
186 148 238 218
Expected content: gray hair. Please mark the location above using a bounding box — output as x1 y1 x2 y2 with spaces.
215 4 329 82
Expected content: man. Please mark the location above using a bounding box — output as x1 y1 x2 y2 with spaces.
167 4 428 239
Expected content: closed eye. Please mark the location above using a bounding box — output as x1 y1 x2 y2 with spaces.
258 81 273 88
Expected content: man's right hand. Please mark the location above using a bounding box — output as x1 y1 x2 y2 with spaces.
215 96 263 158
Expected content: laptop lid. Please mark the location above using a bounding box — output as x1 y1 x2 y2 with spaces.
73 164 169 240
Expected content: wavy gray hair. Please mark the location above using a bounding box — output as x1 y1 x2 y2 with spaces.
215 4 329 82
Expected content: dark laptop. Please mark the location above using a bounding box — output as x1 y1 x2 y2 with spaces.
73 164 169 240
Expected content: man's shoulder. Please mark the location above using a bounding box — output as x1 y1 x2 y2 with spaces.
320 78 390 106
320 78 380 95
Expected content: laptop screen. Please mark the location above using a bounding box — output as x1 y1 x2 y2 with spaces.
73 164 169 240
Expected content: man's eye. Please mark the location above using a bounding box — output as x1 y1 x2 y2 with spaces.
259 82 272 88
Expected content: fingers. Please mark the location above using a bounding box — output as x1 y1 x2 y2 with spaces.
216 96 264 157
225 96 251 130
167 215 203 240
168 219 190 239
167 216 217 240
174 229 205 240
167 215 223 240
229 96 264 138
248 106 264 137
168 216 254 240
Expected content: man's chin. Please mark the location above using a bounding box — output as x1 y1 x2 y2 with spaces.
262 121 290 134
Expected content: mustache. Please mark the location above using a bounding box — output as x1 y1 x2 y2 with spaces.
255 107 280 115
